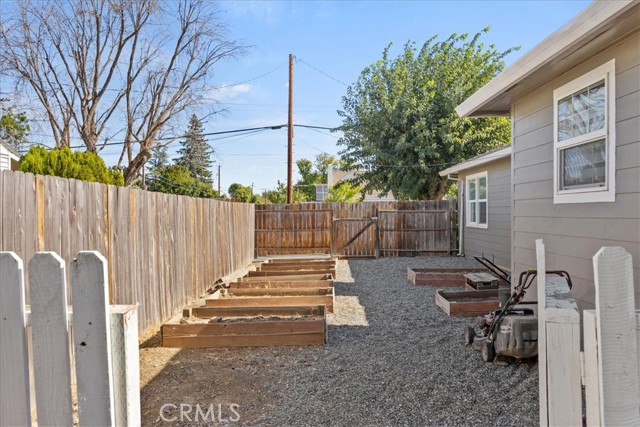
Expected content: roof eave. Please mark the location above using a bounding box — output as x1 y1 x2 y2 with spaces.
456 0 638 118
439 146 511 177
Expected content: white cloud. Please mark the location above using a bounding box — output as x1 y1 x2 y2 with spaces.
207 84 252 102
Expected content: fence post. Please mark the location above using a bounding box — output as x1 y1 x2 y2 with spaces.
535 239 548 427
536 239 582 426
592 247 639 425
110 305 141 426
28 252 73 426
0 252 31 427
71 251 115 426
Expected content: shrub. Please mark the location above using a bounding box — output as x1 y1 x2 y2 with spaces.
19 146 124 185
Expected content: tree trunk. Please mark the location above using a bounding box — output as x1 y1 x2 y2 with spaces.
123 149 152 186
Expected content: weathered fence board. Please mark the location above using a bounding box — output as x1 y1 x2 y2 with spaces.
255 201 456 257
537 239 582 427
71 252 114 426
0 253 31 426
591 247 639 425
29 252 74 426
0 170 255 334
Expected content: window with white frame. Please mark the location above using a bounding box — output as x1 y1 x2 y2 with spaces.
553 59 616 203
466 172 488 228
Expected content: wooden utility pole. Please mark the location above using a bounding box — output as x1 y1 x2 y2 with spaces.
217 165 221 195
287 54 294 204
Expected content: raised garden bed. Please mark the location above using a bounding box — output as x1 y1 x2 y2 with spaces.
464 272 509 290
162 305 327 348
408 267 487 287
248 269 336 277
258 262 336 271
266 257 336 264
240 273 334 282
435 289 500 316
205 288 335 313
228 279 334 289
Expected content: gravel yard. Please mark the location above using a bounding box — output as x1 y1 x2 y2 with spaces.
140 257 538 426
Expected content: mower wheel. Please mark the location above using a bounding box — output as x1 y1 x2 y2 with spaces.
481 340 496 362
464 325 475 345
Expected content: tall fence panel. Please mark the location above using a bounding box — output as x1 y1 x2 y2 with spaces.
255 200 456 258
0 170 255 333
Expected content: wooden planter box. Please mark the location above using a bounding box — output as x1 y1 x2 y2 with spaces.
267 257 336 264
407 267 487 287
163 305 327 348
239 273 333 282
435 289 500 316
205 288 335 313
258 262 336 271
228 279 334 289
248 269 336 277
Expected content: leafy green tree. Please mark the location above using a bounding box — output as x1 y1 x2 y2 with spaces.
261 180 306 204
228 183 257 203
295 153 339 201
326 181 364 203
148 165 219 198
19 146 124 185
0 106 30 152
338 29 516 200
176 115 214 183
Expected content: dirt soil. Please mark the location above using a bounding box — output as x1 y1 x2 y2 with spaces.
140 257 538 426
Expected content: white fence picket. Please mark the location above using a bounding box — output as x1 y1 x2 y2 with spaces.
0 252 31 427
592 247 639 425
110 305 141 426
535 239 548 427
583 310 601 426
71 252 114 426
28 252 73 426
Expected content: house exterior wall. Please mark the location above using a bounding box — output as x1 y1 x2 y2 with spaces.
0 144 20 171
459 156 512 269
511 31 640 309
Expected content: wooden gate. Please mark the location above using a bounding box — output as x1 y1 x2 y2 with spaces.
254 201 456 258
331 217 379 258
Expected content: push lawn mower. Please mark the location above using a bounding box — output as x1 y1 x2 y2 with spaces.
464 269 572 362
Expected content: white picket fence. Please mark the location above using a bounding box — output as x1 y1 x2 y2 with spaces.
537 240 640 426
0 251 140 426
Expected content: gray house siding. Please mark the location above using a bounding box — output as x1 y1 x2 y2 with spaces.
511 32 640 309
460 156 512 269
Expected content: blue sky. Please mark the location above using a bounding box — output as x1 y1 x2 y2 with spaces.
17 0 592 194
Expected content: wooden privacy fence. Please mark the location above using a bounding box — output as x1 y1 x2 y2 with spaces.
255 201 457 258
536 240 640 426
0 171 255 333
0 251 140 426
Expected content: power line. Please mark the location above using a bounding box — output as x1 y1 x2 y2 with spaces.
297 58 350 87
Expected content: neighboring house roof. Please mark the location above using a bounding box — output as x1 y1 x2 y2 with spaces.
439 145 511 177
0 141 21 160
456 0 639 117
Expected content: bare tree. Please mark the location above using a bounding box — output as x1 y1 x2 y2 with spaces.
0 0 243 185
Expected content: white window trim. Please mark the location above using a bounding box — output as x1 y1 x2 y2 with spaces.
466 171 488 229
552 59 616 204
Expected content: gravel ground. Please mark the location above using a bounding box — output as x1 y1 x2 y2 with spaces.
140 257 538 426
